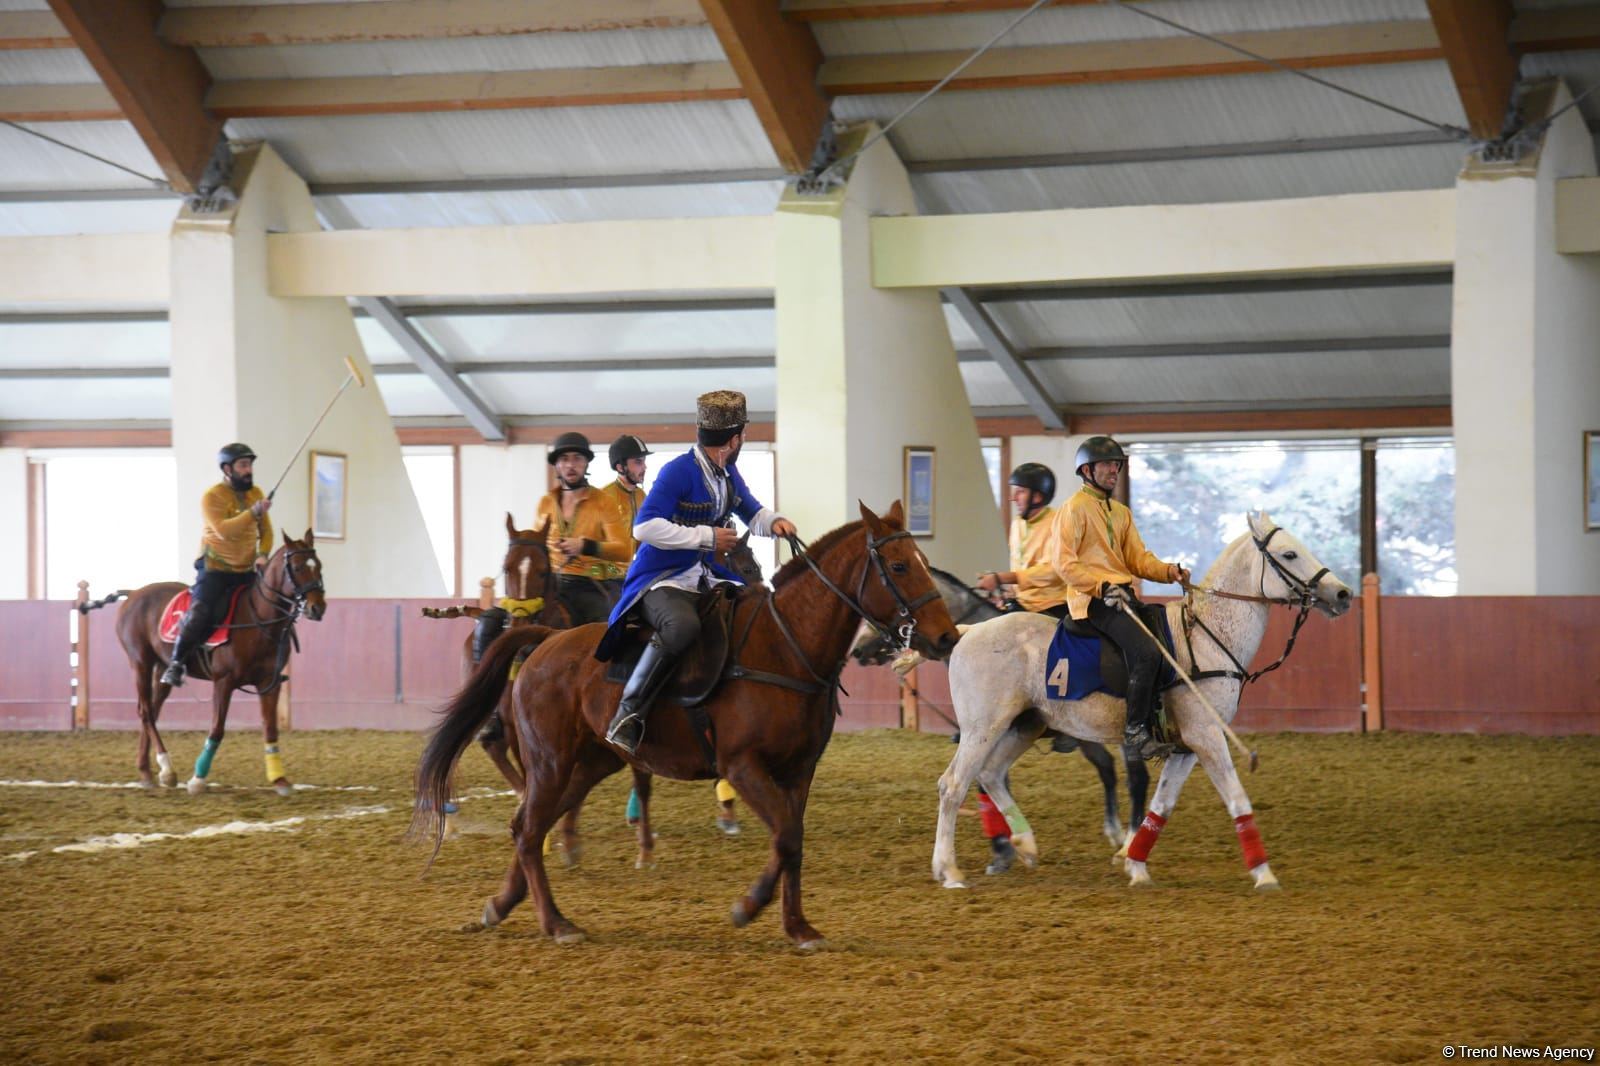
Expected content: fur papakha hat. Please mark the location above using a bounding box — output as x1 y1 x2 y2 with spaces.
696 390 747 431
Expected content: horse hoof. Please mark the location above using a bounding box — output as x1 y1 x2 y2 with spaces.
137 773 156 791
1255 879 1282 893
942 880 969 890
730 900 755 928
272 779 293 798
159 770 177 789
794 938 829 953
634 854 656 871
1251 864 1282 892
185 777 207 796
716 816 741 836
552 927 588 946
480 899 503 929
1012 833 1039 869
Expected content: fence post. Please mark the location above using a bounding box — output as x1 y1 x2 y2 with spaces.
479 577 495 611
1361 572 1383 732
73 580 90 731
900 668 919 730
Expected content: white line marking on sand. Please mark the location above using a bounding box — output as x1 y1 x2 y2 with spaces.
0 779 382 793
4 804 392 862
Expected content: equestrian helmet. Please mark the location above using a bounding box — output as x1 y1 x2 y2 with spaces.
547 431 594 465
1008 463 1056 506
608 434 652 471
217 442 257 469
1074 436 1127 478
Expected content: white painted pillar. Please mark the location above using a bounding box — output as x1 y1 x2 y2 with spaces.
775 126 1007 576
1452 81 1600 594
169 143 443 595
0 448 28 599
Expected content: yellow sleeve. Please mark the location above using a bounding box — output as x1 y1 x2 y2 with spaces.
1121 513 1172 584
1013 561 1060 591
256 502 274 558
203 488 258 537
1047 503 1105 596
590 496 632 563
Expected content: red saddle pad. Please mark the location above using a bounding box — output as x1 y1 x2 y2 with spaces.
158 586 249 648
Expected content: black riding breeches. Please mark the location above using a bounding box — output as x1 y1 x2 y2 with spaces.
1086 595 1163 727
175 563 256 654
556 574 613 626
638 586 701 656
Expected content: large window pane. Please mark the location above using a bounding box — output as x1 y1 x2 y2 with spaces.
45 451 177 600
1129 441 1361 594
1376 439 1456 595
402 448 456 594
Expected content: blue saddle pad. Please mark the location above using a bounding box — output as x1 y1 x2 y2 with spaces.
1045 610 1177 702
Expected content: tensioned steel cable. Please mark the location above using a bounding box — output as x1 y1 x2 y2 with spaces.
1 118 171 189
1102 0 1472 142
808 0 1057 186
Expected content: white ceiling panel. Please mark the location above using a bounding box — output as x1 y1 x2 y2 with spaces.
0 377 171 420
0 319 168 366
317 181 784 228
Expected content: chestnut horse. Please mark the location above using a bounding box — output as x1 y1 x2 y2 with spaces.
414 502 959 949
88 530 327 795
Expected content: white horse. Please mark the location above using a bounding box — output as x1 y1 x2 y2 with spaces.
932 512 1352 891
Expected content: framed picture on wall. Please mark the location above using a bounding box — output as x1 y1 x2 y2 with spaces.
1586 430 1600 532
903 446 935 537
310 450 347 541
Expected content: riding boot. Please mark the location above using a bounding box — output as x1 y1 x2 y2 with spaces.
161 604 213 688
1122 671 1173 760
604 640 677 756
471 607 510 665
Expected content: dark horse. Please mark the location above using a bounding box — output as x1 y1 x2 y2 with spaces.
414 502 959 948
86 531 327 795
851 566 1150 848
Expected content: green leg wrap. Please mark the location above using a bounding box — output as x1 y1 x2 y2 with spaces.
1001 804 1033 836
194 737 220 779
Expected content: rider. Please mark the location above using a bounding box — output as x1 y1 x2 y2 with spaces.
538 431 631 626
161 442 272 687
597 390 797 756
1048 436 1189 759
598 434 651 562
976 462 1070 620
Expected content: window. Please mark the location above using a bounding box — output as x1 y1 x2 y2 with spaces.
980 438 1003 508
1128 441 1361 595
1376 439 1456 595
43 450 177 600
401 447 456 595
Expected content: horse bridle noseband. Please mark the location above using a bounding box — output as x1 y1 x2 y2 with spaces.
786 529 941 652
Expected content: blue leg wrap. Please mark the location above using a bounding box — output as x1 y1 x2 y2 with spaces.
194 737 220 779
626 789 641 821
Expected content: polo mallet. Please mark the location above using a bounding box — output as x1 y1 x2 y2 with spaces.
266 355 366 501
1116 599 1259 772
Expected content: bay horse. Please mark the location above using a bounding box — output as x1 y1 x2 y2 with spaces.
414 501 959 949
851 566 1150 849
88 530 327 796
931 512 1351 890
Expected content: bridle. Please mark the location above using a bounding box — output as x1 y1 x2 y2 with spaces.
784 528 941 653
507 534 562 622
222 543 323 695
1177 526 1333 687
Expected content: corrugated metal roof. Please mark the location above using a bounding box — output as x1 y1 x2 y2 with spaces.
1035 348 1448 405
404 307 775 361
0 48 98 84
1521 52 1600 125
318 181 783 228
0 199 179 235
0 319 168 365
224 100 781 182
0 377 170 420
810 0 1431 55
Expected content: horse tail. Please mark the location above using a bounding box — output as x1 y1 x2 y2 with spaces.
78 590 130 613
409 626 553 855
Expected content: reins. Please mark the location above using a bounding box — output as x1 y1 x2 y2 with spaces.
213 544 322 695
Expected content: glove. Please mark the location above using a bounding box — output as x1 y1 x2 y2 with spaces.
1102 584 1134 608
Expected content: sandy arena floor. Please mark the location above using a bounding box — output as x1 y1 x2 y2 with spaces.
1 728 1597 1064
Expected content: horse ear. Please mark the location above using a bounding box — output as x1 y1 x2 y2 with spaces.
858 500 885 534
738 527 751 546
281 528 292 548
505 512 517 538
536 516 552 542
303 528 315 546
884 499 905 528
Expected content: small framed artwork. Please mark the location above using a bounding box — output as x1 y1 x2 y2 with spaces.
903 446 936 537
1586 430 1600 532
310 450 347 541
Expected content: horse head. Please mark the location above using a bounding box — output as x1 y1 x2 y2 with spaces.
279 528 327 621
855 500 960 660
503 512 554 603
723 527 766 588
1244 511 1353 618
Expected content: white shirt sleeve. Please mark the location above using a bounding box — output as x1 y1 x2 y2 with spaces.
746 507 784 538
635 517 712 551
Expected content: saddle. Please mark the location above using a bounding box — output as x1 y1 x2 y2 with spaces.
603 586 738 708
157 585 250 648
1052 602 1174 699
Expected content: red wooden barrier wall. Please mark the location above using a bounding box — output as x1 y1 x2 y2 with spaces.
1380 596 1600 734
0 600 73 730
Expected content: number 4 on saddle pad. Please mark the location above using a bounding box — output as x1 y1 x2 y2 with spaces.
1044 608 1177 703
156 586 250 649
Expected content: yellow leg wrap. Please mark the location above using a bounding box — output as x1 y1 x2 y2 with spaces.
715 779 737 804
542 833 553 856
264 750 287 783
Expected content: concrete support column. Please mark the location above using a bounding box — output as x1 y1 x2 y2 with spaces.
169 143 443 595
775 125 1006 575
0 448 28 598
1451 81 1600 594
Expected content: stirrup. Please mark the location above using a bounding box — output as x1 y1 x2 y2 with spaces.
606 710 644 755
160 662 186 688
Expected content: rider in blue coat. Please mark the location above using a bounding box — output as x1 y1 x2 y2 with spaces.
598 390 798 755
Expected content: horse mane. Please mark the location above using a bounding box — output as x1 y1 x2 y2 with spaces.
929 565 972 591
1197 530 1256 587
772 520 866 589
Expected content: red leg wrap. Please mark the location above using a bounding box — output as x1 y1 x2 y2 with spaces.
1125 810 1167 862
978 791 1010 839
1234 812 1268 869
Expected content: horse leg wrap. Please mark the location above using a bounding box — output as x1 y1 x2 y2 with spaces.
1234 812 1268 870
977 792 1010 839
625 789 641 822
263 744 286 783
1126 810 1168 863
193 737 220 780
1000 803 1033 837
156 752 173 777
715 779 737 805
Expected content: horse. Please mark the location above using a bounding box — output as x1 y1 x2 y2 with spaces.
84 530 328 796
413 501 960 949
850 566 1149 849
931 512 1351 891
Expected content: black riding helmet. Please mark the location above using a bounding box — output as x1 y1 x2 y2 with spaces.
547 431 594 465
217 442 257 470
1007 463 1056 508
1074 436 1127 479
608 434 652 471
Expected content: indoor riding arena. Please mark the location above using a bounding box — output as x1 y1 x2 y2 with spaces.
2 2 1598 1064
